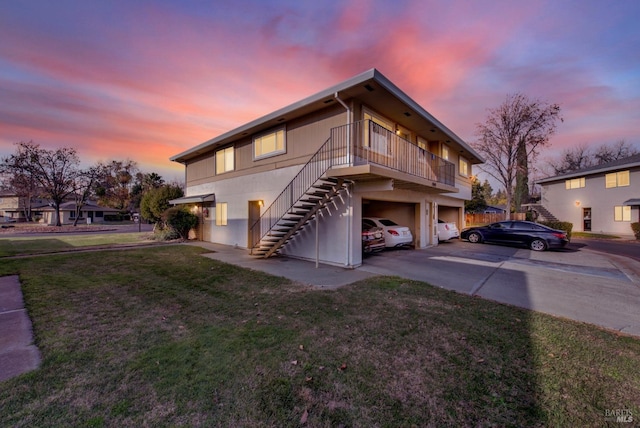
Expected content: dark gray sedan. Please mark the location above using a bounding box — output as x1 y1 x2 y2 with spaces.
461 221 569 251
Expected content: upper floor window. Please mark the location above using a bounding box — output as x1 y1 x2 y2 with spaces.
606 170 629 188
441 144 450 161
459 157 469 177
216 146 234 174
565 177 585 189
364 109 393 154
417 137 428 151
254 127 286 160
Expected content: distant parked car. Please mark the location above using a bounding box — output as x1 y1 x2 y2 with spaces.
361 221 385 253
461 221 569 251
362 217 413 248
437 219 459 242
0 216 17 223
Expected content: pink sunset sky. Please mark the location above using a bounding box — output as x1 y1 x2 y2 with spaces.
1 0 639 184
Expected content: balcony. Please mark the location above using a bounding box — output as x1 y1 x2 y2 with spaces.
326 120 456 191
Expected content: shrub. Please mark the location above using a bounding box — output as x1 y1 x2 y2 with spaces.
152 226 181 241
631 222 640 240
539 221 573 240
162 206 198 240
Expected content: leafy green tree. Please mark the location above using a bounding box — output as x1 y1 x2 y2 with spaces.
140 184 183 224
130 172 165 212
465 177 490 213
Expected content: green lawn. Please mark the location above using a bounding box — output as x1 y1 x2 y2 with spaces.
0 245 638 427
0 232 155 257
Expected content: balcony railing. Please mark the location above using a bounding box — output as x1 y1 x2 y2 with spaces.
330 120 455 186
249 120 455 250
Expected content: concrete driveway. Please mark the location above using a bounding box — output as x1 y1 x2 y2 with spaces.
360 241 640 336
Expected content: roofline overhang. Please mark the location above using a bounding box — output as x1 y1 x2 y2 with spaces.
170 69 484 164
169 193 216 205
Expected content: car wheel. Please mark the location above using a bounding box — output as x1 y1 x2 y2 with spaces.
529 239 547 251
467 232 482 243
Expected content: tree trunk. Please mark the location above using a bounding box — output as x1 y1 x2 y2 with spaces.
54 205 62 226
514 140 529 212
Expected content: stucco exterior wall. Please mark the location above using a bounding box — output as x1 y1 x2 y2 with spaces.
541 168 640 235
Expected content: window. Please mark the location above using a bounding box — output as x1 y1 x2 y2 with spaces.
364 109 393 154
614 205 631 222
254 127 286 159
216 147 234 174
215 202 228 226
441 144 450 161
459 157 469 177
565 177 585 189
606 170 630 188
417 137 428 150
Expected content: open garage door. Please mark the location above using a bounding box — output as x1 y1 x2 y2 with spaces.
362 199 417 248
437 205 461 224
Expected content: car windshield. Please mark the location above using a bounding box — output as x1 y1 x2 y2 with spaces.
379 219 399 226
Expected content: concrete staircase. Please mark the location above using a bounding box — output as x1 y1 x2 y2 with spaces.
523 204 559 222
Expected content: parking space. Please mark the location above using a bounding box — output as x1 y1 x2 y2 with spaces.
359 239 640 336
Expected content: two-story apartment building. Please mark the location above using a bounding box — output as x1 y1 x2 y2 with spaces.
170 69 483 267
537 154 640 235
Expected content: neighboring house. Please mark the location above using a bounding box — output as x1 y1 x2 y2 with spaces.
0 191 48 222
483 205 507 214
0 192 119 225
38 201 120 225
536 154 640 235
170 69 484 267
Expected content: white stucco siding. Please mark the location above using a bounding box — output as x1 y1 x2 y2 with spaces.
186 165 302 247
280 188 355 267
542 169 640 235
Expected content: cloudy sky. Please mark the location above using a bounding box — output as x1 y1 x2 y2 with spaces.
1 0 639 183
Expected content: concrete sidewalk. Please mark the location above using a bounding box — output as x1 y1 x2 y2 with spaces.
188 241 378 289
0 275 41 382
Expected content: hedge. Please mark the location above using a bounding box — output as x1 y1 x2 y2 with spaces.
632 222 640 240
539 221 573 240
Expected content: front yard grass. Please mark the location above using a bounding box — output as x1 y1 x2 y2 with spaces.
0 232 154 257
0 245 638 427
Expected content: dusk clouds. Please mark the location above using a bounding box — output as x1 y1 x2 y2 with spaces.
1 0 639 180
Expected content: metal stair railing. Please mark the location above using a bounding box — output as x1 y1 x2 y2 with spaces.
249 120 456 251
249 136 347 251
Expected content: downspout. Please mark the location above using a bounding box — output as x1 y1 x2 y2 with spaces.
334 92 352 267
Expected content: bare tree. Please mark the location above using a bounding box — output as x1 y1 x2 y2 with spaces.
71 163 106 226
2 141 80 226
1 151 40 221
592 140 638 164
474 94 562 218
547 144 593 175
547 140 639 175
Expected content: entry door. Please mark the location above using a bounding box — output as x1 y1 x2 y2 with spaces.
248 201 262 248
583 208 592 231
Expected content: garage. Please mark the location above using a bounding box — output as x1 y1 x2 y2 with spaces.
437 205 461 224
362 199 418 248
